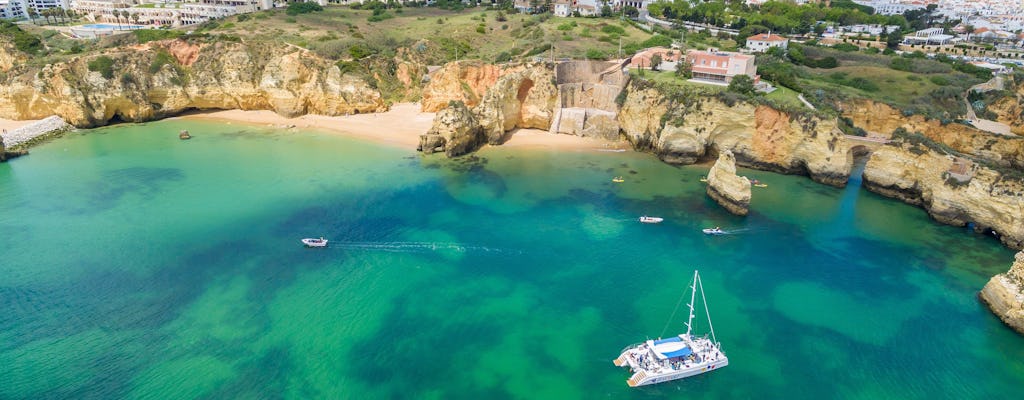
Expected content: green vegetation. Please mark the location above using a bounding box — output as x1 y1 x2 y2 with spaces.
286 2 324 16
134 29 182 44
647 0 909 35
87 56 115 79
0 21 43 54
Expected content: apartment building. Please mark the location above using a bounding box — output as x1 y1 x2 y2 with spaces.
685 49 757 84
0 0 26 19
73 0 271 27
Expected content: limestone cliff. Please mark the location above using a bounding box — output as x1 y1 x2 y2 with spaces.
989 76 1024 136
706 150 752 216
418 101 483 157
980 251 1024 335
842 99 1024 169
0 38 25 73
420 61 517 113
618 81 851 186
418 63 558 157
862 141 1024 249
0 39 386 127
474 66 557 144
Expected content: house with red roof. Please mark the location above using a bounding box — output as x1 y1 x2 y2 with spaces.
685 49 758 84
745 33 789 53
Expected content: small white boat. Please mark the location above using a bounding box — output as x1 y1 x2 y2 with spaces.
702 227 725 235
639 216 664 224
614 270 728 387
301 237 328 247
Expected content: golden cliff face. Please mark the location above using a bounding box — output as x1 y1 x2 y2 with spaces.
418 63 558 157
990 77 1023 136
980 251 1024 335
420 61 518 113
706 150 752 216
0 40 386 127
618 82 851 186
862 143 1024 249
842 99 1024 169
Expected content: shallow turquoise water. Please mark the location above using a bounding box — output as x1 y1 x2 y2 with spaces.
1 120 1022 399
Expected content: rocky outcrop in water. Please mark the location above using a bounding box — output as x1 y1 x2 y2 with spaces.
706 150 751 215
862 141 1024 249
980 251 1024 335
0 39 386 128
418 101 483 157
618 81 851 186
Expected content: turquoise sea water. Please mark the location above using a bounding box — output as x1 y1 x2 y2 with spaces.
2 120 1023 399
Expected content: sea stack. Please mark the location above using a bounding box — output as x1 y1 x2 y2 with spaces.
980 251 1024 335
706 150 751 216
418 101 484 158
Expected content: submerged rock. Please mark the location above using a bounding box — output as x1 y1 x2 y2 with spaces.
706 150 751 216
981 251 1024 335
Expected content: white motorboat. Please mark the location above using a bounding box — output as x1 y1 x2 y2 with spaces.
702 227 725 235
301 237 328 247
614 270 728 387
639 216 664 224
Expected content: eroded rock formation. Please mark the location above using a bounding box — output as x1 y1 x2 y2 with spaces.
619 81 851 186
862 141 1024 249
980 251 1024 335
842 99 1024 169
0 39 386 127
706 150 752 216
418 101 483 157
419 63 558 157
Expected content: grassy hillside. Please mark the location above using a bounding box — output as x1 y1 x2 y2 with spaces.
202 6 659 64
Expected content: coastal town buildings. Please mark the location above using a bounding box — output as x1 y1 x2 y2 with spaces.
745 33 788 52
685 49 757 84
628 46 683 70
851 0 925 15
68 0 272 27
0 0 70 20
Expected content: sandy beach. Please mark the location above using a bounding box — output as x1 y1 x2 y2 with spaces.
178 103 629 152
0 118 41 134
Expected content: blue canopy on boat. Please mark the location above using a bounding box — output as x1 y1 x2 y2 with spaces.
660 346 693 359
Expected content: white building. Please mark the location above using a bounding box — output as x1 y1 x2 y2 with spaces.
852 0 925 15
71 0 271 27
0 0 26 19
553 0 569 17
745 33 788 52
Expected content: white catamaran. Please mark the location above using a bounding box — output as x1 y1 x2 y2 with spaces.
613 270 728 387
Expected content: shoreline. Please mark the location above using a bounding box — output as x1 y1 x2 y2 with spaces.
175 103 631 152
0 118 42 134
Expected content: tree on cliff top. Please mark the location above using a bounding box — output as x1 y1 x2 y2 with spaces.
727 75 755 96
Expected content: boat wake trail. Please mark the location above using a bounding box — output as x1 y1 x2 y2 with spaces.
331 241 521 255
717 228 764 235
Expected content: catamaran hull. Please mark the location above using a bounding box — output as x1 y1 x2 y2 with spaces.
628 358 729 386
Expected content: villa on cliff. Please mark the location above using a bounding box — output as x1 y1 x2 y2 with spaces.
745 33 789 52
685 49 758 84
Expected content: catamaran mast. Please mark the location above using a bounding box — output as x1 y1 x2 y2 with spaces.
685 270 698 336
697 271 719 346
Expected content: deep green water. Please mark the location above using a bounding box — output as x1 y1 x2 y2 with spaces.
2 120 1023 399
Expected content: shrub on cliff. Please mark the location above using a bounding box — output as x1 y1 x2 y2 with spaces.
0 21 42 54
87 56 115 79
286 2 323 16
134 29 181 44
